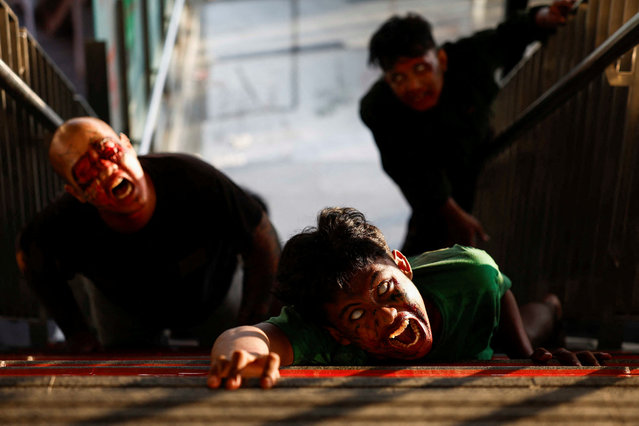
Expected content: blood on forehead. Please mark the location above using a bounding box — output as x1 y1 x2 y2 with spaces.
71 138 124 189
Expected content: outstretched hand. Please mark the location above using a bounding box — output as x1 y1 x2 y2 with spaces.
535 0 578 29
530 347 612 366
208 349 281 390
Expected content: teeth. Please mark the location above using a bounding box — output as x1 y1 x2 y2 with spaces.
111 177 132 199
389 319 421 348
389 319 409 339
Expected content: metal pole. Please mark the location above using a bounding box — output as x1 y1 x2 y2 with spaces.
138 0 185 154
0 58 62 130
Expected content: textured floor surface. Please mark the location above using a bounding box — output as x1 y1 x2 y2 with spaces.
2 352 638 424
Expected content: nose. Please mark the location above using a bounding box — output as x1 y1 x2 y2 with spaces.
377 306 398 325
406 75 423 90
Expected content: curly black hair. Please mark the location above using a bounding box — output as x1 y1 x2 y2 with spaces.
368 13 436 71
275 207 393 324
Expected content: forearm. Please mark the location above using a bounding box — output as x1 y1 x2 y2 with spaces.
208 322 292 389
20 248 90 338
238 213 281 322
496 290 534 358
212 325 273 359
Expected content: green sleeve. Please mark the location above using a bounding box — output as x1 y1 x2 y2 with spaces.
265 306 369 365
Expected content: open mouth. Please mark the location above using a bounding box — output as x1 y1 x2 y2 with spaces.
388 317 421 348
110 177 133 199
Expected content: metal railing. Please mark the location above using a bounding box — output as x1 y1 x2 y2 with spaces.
475 0 639 346
0 0 186 325
0 0 95 320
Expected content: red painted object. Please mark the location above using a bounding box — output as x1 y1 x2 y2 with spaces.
1 352 637 378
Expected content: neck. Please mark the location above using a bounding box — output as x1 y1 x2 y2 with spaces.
423 297 443 343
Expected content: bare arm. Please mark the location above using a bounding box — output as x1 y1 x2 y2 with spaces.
208 322 293 390
495 290 534 358
237 212 281 325
440 197 489 247
496 290 611 365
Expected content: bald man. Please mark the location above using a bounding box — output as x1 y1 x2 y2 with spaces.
18 117 281 351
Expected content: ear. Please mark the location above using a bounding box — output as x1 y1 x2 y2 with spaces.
392 249 413 280
437 48 448 72
64 183 87 203
325 326 352 346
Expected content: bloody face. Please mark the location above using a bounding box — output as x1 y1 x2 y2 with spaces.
385 49 445 111
66 136 146 213
324 257 433 360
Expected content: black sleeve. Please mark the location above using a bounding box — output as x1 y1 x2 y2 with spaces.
450 6 550 77
17 206 91 338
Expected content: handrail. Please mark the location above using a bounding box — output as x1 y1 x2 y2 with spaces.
0 58 63 130
138 0 185 155
487 11 639 159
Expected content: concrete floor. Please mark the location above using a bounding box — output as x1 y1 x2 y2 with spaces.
2 354 639 424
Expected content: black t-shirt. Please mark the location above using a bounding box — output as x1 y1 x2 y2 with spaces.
19 153 263 328
360 8 548 214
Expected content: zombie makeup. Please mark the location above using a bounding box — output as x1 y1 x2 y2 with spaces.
326 258 433 360
70 137 137 208
385 50 445 111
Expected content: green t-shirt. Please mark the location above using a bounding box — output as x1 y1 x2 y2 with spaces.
266 245 511 365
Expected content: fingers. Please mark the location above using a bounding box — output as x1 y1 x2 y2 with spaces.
577 351 612 366
550 348 611 366
596 351 613 361
207 350 249 390
530 347 613 367
207 355 230 389
260 352 281 389
576 350 600 366
208 350 282 390
530 347 552 363
476 223 490 242
226 350 249 390
552 347 581 365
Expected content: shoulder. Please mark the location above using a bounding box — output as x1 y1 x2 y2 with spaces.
18 194 94 251
360 78 395 122
139 153 232 188
410 245 499 270
411 245 511 294
139 153 220 175
441 36 488 76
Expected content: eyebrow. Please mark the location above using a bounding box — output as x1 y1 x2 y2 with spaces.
339 302 360 320
370 270 382 289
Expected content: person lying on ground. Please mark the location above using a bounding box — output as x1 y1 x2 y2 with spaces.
208 207 610 390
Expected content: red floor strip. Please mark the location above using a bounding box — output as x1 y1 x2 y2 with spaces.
1 353 638 378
